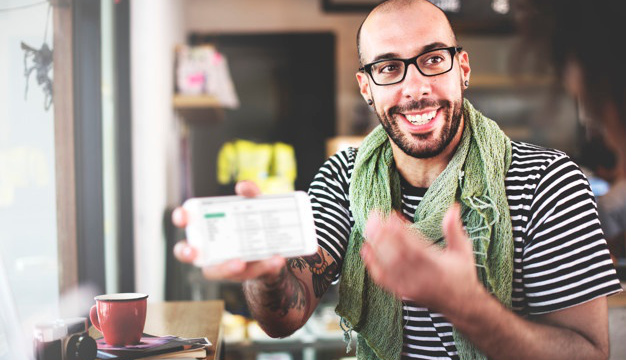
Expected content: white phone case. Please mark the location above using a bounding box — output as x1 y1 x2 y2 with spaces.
183 191 318 266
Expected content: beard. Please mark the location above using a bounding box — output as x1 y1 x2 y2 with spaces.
374 97 464 159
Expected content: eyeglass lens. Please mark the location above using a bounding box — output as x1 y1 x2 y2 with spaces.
370 48 454 85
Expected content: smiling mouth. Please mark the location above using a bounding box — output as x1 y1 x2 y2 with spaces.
404 109 437 126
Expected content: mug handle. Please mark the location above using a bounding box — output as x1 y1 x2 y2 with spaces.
89 304 101 332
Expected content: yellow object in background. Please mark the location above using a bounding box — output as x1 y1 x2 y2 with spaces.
217 139 297 194
325 136 364 158
221 311 248 343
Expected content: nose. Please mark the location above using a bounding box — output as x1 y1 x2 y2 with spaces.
401 63 431 100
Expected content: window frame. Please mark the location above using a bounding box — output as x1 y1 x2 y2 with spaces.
53 0 134 298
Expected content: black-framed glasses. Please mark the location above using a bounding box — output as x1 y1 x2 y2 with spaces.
359 46 462 86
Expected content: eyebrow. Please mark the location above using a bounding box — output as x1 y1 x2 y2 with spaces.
369 42 452 63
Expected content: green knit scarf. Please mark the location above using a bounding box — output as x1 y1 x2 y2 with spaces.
336 99 513 360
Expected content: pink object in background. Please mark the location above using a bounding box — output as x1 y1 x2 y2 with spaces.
89 293 148 346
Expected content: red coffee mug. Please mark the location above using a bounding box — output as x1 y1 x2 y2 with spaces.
89 293 148 346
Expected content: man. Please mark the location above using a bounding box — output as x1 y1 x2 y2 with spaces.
174 1 622 359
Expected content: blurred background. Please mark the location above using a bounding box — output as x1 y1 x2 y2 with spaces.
1 0 623 360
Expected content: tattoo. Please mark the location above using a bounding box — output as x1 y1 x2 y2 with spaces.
258 265 308 317
292 251 338 298
289 257 307 272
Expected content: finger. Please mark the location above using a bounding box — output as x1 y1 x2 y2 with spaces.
173 241 197 263
388 210 411 230
442 203 472 255
235 181 262 197
361 242 384 281
364 210 383 241
239 256 286 279
387 211 428 250
366 217 406 268
361 242 382 279
201 256 286 281
201 259 247 280
362 242 400 296
172 207 188 227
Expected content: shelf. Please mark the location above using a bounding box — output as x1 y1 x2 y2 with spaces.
470 74 553 89
173 94 222 109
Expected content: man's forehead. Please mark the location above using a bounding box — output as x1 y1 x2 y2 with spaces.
359 2 455 62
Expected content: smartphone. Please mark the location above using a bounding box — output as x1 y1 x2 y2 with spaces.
182 191 318 267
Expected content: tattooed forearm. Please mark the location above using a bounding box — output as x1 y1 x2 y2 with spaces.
242 249 339 338
242 265 309 337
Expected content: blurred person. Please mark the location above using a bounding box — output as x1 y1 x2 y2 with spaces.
599 180 626 260
578 136 626 259
576 137 615 197
174 1 622 359
578 137 620 187
517 0 626 269
516 0 626 171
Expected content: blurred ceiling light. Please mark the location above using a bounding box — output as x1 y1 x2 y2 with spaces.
429 0 460 13
492 0 510 14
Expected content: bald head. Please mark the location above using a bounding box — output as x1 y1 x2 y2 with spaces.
357 0 456 65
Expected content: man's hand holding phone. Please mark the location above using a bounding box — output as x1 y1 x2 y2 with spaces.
172 181 314 281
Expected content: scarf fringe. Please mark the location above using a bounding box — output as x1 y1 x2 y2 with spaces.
340 317 354 353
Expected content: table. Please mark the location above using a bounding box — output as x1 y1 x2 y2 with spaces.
90 300 224 360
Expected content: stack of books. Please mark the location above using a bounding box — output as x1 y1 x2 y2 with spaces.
96 334 211 360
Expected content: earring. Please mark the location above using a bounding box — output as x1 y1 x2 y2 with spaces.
367 99 373 106
464 80 469 87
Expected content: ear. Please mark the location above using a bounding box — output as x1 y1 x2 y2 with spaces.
356 71 372 103
458 50 471 85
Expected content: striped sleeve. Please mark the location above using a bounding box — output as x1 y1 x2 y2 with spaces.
522 155 622 314
307 148 355 270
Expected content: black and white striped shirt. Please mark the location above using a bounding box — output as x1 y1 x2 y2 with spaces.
308 141 622 360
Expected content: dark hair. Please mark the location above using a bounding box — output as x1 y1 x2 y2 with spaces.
578 136 618 172
516 0 626 127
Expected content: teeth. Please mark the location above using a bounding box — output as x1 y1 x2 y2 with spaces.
406 110 437 125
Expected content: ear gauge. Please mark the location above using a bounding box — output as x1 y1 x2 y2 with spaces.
367 99 373 106
464 80 469 87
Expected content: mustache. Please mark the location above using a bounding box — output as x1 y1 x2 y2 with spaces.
388 99 450 115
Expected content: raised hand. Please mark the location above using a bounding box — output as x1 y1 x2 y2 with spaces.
361 204 481 313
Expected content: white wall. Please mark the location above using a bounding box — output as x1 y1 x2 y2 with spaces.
131 0 185 301
183 0 365 135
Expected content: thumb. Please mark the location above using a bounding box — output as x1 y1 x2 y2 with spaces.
173 241 197 263
235 180 262 197
442 203 472 255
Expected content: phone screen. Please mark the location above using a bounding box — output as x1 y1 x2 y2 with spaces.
185 192 317 265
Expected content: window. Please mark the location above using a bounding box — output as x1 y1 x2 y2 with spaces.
0 0 60 340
